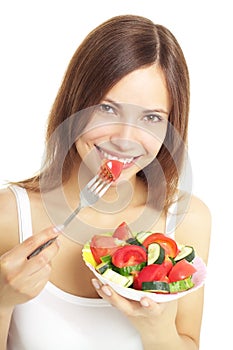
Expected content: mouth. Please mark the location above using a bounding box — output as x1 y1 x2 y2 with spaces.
95 144 140 168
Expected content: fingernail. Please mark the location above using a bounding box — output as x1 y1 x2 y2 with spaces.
140 299 150 307
102 285 112 297
92 279 100 290
53 225 63 234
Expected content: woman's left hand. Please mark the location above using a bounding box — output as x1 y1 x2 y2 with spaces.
91 278 178 338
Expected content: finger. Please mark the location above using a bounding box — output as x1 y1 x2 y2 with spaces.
27 237 57 259
10 262 54 302
139 297 159 310
24 237 61 275
25 226 62 259
91 279 138 314
9 226 61 262
1 229 61 283
91 279 164 317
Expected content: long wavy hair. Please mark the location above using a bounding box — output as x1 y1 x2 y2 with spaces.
14 15 190 212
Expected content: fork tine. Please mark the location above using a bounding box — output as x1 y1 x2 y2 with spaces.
96 181 111 197
88 177 103 192
88 174 111 196
92 180 106 194
86 174 99 187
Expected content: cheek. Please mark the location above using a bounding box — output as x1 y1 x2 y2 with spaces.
76 124 108 145
75 134 92 164
75 137 100 176
75 137 86 156
143 133 164 158
75 129 98 152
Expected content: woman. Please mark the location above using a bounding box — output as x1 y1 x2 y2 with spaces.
0 15 211 349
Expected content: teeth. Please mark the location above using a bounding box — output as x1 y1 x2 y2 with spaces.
101 150 134 164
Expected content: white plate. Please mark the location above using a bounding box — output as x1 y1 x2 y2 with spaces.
84 256 207 303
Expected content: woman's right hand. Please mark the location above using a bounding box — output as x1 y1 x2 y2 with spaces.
0 226 61 309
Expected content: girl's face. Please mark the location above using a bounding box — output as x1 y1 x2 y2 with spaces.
75 64 171 182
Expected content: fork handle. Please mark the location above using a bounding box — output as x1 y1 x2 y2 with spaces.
60 202 83 229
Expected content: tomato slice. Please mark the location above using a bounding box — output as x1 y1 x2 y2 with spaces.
100 160 123 181
90 235 120 264
112 222 134 241
142 233 179 258
161 258 173 275
112 245 147 268
133 264 168 290
168 259 197 282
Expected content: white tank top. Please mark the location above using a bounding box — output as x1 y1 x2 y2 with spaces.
7 185 177 350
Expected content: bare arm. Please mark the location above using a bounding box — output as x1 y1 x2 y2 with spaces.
0 307 13 350
0 188 61 349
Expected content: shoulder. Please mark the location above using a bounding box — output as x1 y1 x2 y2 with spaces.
175 193 211 264
0 186 19 255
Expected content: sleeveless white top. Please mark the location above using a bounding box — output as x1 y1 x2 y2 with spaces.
7 185 177 350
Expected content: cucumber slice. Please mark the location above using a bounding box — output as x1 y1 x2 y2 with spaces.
135 231 153 243
142 281 170 293
147 243 165 265
96 261 112 274
126 237 145 248
174 246 195 263
100 255 112 263
169 276 194 293
102 269 133 287
113 262 146 276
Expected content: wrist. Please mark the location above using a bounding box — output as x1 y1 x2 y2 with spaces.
140 322 179 348
140 326 197 350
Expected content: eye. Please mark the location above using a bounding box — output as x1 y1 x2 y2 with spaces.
142 114 163 123
99 103 116 114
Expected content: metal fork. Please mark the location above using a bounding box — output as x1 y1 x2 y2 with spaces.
60 174 111 229
27 174 111 259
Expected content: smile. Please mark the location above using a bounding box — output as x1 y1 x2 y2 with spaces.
95 145 136 165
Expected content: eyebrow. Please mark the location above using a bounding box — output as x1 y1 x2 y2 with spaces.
102 98 169 116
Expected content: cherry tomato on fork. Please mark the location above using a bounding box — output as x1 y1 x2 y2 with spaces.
100 160 123 181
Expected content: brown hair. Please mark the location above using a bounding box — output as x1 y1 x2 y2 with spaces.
15 15 190 212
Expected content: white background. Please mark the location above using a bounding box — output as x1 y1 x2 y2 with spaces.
0 1 232 348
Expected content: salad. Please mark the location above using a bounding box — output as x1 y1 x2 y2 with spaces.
83 222 200 294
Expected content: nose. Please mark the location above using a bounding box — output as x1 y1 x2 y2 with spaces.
110 123 141 152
